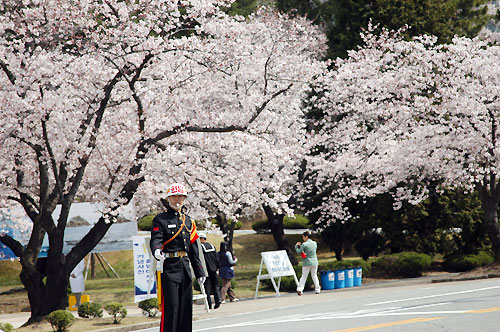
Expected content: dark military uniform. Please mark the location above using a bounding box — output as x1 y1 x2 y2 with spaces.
201 242 220 308
150 207 204 332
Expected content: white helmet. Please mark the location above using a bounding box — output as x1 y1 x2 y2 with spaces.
166 183 188 197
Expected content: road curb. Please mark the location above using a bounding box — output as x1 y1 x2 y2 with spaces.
431 273 500 283
91 320 160 332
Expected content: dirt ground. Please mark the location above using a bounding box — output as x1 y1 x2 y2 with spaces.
12 316 158 332
0 287 29 315
454 262 500 279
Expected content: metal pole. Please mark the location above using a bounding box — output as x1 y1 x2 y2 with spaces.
95 252 111 278
98 252 120 279
84 255 91 281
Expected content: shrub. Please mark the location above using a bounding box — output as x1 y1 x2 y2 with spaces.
392 252 432 277
319 259 372 277
251 220 270 233
372 252 432 277
443 251 494 272
78 302 103 318
261 265 311 292
137 215 155 231
0 322 13 332
138 298 159 317
104 302 127 324
47 310 75 332
253 214 310 233
263 275 301 292
283 214 310 229
210 218 243 230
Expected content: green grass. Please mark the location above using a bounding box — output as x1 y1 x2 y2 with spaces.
0 259 22 287
0 233 352 306
85 278 136 306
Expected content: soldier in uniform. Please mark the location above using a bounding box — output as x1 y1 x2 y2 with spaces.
199 232 221 309
150 183 206 332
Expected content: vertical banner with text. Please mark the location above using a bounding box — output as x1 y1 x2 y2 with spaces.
132 235 156 303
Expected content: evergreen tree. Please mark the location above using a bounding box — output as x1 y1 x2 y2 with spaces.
225 0 259 17
278 0 492 59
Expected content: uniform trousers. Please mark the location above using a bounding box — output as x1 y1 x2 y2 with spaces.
204 271 220 307
297 265 321 293
160 268 193 332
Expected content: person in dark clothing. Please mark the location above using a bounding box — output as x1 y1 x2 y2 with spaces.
218 241 238 303
199 232 221 309
150 183 206 332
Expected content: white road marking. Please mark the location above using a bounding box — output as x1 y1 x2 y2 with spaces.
193 284 500 331
366 285 500 306
193 303 470 331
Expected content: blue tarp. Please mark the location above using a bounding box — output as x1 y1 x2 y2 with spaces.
0 227 17 260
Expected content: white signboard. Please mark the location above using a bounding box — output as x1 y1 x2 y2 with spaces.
261 250 296 278
255 250 298 299
132 235 156 303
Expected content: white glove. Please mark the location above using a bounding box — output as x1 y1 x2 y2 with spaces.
154 249 165 261
198 277 206 285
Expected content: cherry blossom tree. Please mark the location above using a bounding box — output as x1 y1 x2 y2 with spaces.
306 25 500 261
0 1 325 322
133 9 326 264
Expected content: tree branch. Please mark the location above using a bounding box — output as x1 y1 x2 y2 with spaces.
0 59 16 84
0 233 24 258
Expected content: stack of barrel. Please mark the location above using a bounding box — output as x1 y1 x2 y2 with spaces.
319 267 362 290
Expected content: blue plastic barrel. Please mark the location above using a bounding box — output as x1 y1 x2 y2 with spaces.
353 267 362 286
345 268 354 287
320 270 335 290
334 269 345 289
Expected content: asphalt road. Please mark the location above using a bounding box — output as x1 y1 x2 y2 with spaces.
138 278 500 332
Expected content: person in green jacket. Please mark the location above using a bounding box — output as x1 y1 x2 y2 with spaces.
295 231 320 295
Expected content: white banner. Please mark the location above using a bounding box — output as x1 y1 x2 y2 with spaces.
132 235 157 303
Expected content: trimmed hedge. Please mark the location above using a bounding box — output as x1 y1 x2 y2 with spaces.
372 252 432 277
137 215 155 231
252 214 311 233
442 251 494 272
210 218 243 230
319 259 372 277
251 220 270 233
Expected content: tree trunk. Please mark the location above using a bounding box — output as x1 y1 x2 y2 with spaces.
263 205 298 265
226 221 236 253
215 214 238 253
480 190 500 262
16 216 113 324
333 241 343 261
19 250 70 325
